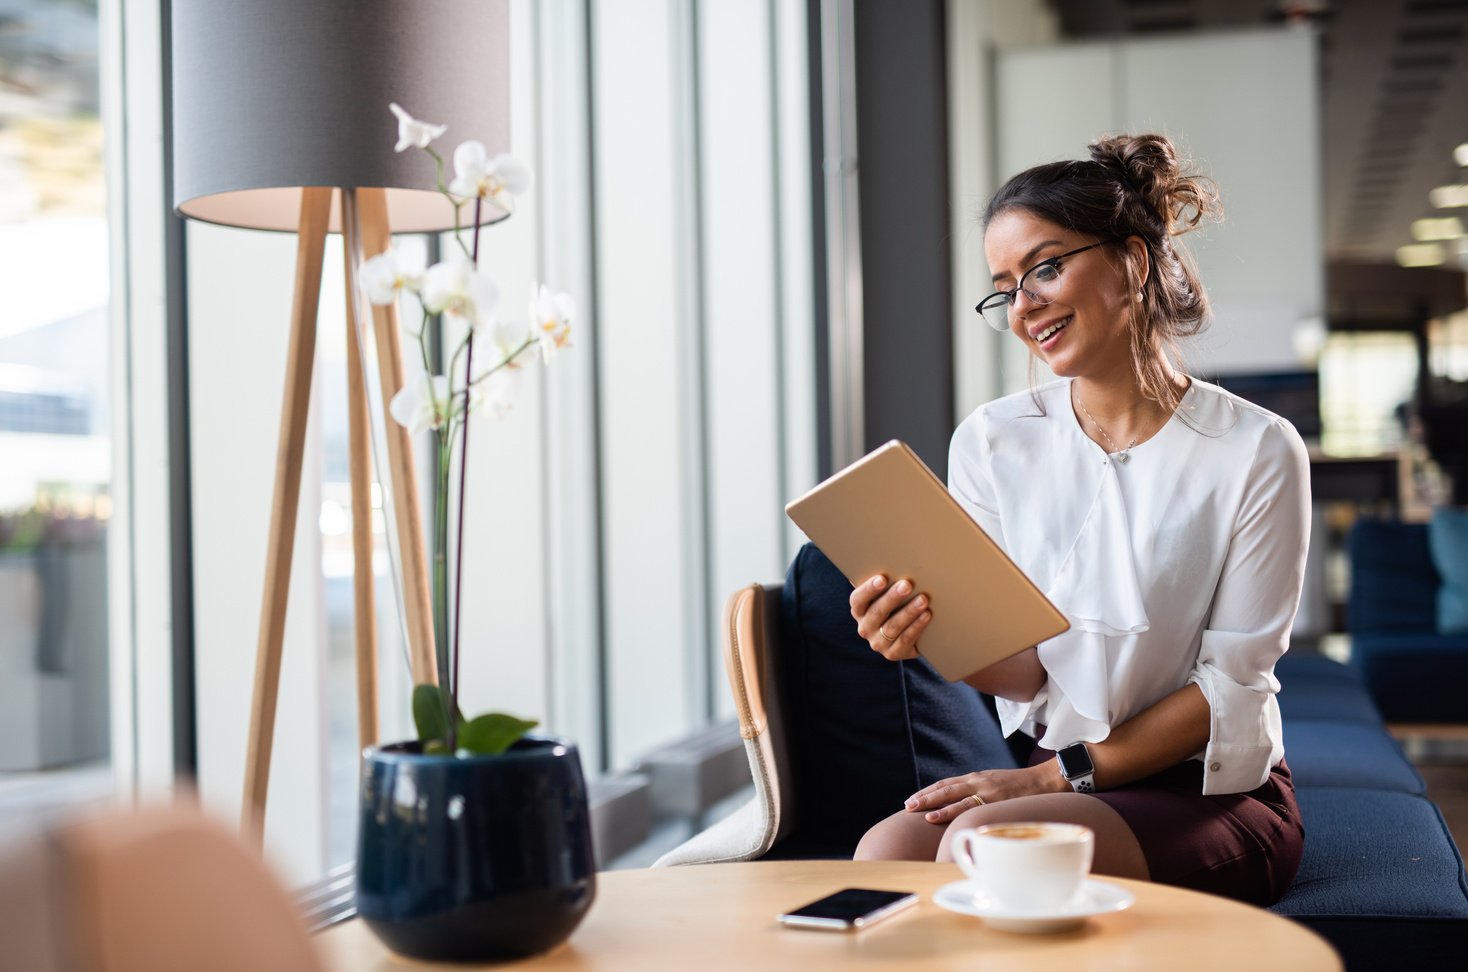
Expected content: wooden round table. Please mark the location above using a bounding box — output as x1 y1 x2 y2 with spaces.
315 860 1341 971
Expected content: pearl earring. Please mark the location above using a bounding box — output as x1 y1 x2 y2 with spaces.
1134 291 1144 302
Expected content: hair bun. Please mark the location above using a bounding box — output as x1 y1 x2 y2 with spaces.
1088 133 1219 235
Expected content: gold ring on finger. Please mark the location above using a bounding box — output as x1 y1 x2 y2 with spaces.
969 794 984 808
879 627 895 642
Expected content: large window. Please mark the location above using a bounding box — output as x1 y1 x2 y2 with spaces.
1318 333 1419 456
0 0 112 823
179 0 818 882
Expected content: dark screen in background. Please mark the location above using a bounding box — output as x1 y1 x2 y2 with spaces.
1211 371 1322 440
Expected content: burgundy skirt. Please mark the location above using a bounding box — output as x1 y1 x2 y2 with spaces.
1027 743 1304 906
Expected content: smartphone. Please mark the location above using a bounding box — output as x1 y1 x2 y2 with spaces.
777 888 919 931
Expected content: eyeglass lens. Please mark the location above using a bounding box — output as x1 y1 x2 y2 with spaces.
979 261 1064 330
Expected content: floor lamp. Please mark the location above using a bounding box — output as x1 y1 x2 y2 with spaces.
170 0 511 847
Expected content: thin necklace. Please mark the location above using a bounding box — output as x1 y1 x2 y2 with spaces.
1073 389 1139 464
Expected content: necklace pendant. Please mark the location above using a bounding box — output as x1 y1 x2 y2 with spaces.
1114 450 1130 464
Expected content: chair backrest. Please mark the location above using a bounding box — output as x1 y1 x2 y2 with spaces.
651 582 793 867
1348 519 1437 634
723 582 795 852
0 804 325 972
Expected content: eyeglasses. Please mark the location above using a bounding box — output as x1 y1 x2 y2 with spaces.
975 239 1122 332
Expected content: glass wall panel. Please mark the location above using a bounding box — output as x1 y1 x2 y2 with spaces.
178 0 818 879
0 0 113 828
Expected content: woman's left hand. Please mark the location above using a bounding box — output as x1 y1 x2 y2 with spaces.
903 763 1069 824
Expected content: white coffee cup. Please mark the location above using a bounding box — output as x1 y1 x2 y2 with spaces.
951 822 1095 912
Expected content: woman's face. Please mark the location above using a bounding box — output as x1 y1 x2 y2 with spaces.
983 209 1139 381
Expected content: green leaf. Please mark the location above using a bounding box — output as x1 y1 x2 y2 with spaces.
457 712 539 756
412 683 463 746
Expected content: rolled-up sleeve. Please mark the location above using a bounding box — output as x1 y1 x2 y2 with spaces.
1189 419 1311 794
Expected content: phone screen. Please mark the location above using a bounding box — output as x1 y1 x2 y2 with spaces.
778 888 918 930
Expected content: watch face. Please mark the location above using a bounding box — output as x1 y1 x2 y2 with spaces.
1058 744 1094 779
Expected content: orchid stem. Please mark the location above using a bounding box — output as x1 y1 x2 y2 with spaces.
418 309 433 376
467 337 536 388
426 146 473 261
448 331 470 377
422 147 457 746
432 424 453 747
449 197 483 751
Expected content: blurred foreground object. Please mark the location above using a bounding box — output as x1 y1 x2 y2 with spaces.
0 804 322 972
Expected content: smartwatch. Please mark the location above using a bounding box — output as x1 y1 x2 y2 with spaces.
1056 743 1096 793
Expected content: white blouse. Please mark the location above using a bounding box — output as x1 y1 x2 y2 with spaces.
948 378 1311 795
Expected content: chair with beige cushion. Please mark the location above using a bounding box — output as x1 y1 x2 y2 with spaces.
655 583 792 866
656 543 1021 866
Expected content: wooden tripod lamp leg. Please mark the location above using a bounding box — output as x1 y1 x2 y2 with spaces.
356 188 438 688
242 187 333 848
341 189 380 750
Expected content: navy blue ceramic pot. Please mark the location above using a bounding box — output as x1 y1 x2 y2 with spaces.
355 736 596 962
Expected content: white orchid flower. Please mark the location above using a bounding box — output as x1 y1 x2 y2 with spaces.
360 246 426 306
390 103 447 153
448 141 533 208
490 317 534 366
420 260 499 332
388 371 449 435
529 283 574 362
474 365 525 421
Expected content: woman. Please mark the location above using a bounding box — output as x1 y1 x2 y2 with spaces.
850 133 1310 905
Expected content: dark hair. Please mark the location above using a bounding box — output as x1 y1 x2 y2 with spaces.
983 133 1220 412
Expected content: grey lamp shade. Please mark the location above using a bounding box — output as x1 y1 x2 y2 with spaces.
171 0 509 233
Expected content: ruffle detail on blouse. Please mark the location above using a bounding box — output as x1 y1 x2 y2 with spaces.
1046 464 1150 638
995 627 1119 743
995 466 1149 742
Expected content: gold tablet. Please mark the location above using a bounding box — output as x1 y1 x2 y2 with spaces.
784 440 1069 681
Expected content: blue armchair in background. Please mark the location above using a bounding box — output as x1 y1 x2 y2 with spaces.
1348 516 1468 724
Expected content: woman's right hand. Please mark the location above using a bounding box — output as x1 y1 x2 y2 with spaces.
849 575 932 661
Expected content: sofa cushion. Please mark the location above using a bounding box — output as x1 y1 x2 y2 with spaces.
1429 507 1468 634
779 543 1017 849
1275 653 1384 726
1351 633 1468 723
1281 720 1424 794
1272 786 1468 920
1348 519 1438 634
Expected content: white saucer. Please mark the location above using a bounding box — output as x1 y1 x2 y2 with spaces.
932 878 1135 933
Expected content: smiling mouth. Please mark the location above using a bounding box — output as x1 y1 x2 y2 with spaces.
1034 317 1070 343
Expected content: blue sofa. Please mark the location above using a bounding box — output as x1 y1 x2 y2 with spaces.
774 544 1468 970
1348 518 1468 723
